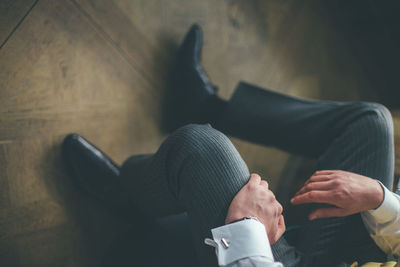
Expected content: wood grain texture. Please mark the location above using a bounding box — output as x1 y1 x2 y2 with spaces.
0 0 162 265
0 0 37 48
0 0 398 265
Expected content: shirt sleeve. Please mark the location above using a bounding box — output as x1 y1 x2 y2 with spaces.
205 219 284 267
361 182 400 257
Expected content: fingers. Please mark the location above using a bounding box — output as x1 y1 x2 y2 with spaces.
249 173 261 186
249 173 269 190
305 175 332 185
260 180 269 190
314 170 336 175
276 216 286 238
278 214 285 224
276 202 283 215
294 170 338 198
268 218 279 244
305 170 342 184
309 207 347 220
271 215 286 245
291 190 335 205
295 180 334 196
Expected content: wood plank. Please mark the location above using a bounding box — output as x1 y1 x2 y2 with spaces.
78 0 368 101
0 200 67 238
0 0 164 154
71 0 163 90
0 146 10 209
0 0 37 48
14 225 76 267
0 0 161 265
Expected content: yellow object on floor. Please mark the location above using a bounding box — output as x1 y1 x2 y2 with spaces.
350 261 397 267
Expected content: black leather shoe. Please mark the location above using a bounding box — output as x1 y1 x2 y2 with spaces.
177 24 216 98
62 134 145 222
167 24 222 130
62 134 121 200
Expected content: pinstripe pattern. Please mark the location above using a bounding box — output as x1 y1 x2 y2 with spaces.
120 82 394 267
216 82 394 266
297 110 394 267
121 124 250 266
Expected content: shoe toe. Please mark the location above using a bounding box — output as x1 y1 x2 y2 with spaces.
62 134 88 159
62 134 120 199
179 24 203 62
187 24 202 43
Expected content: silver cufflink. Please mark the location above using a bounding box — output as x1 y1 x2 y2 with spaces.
221 238 230 249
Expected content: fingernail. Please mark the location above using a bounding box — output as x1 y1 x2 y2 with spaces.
309 215 316 220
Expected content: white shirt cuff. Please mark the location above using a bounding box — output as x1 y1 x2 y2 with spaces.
204 219 274 266
363 181 400 224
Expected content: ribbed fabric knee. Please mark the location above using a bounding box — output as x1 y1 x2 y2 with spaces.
355 102 394 133
168 123 231 154
164 123 250 200
318 102 394 179
348 102 394 186
306 102 395 265
164 124 251 267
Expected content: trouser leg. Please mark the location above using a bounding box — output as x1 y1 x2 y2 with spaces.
217 82 395 265
295 109 395 266
120 124 251 267
217 82 392 162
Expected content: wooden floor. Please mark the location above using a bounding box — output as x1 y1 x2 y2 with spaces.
1 0 399 266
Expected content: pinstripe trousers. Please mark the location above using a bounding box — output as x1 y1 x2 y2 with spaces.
120 82 394 267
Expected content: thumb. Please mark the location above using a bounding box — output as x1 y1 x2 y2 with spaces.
249 173 261 186
309 207 347 220
278 215 285 232
272 216 286 244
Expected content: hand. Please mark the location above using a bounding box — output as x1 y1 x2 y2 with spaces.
225 173 285 244
291 170 384 220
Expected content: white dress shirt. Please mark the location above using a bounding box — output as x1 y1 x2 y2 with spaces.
361 183 400 257
205 183 400 266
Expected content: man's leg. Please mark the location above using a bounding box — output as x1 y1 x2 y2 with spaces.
298 105 394 265
172 22 394 263
119 124 273 266
214 82 394 265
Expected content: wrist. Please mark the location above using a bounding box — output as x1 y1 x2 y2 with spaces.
227 216 260 225
372 180 385 209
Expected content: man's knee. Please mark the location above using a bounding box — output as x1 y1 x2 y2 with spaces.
173 123 215 139
170 123 249 193
170 124 249 176
171 124 236 157
355 102 394 138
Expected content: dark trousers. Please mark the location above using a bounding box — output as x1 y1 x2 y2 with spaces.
120 82 394 267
